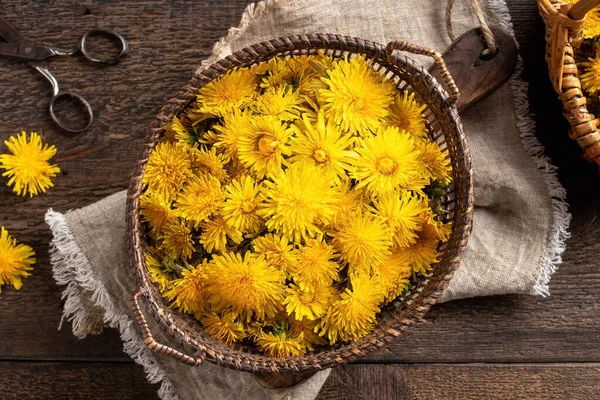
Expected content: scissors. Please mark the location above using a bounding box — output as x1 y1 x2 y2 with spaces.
0 17 128 133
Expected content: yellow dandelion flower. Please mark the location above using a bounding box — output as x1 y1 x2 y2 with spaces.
255 330 305 357
252 86 303 121
174 174 224 227
161 220 195 260
580 44 600 95
139 192 176 234
252 233 297 276
329 179 367 229
164 115 195 144
419 210 452 242
258 163 340 242
289 111 356 182
0 131 60 197
222 176 264 234
372 192 428 249
373 250 412 303
249 62 270 76
205 251 286 322
199 214 243 254
288 239 339 291
414 139 452 185
260 57 294 90
202 312 245 345
189 146 228 182
386 91 429 139
224 158 251 183
142 142 192 202
288 317 326 351
0 227 35 292
403 237 439 276
164 262 207 318
332 211 392 273
213 109 253 158
237 116 293 178
197 68 257 116
144 250 175 292
317 274 381 344
350 126 425 194
284 283 334 320
319 55 394 134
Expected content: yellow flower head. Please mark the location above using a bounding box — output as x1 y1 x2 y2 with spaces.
0 227 35 292
289 111 356 183
255 330 306 357
222 176 264 234
317 274 381 344
332 211 392 273
199 214 242 254
288 239 339 291
197 68 257 116
160 220 195 260
373 250 412 303
145 250 175 292
581 44 600 95
164 115 195 144
319 55 394 134
190 146 228 182
213 109 253 159
142 142 192 202
252 233 298 276
174 174 224 227
140 192 176 234
164 262 207 318
202 312 245 345
386 91 428 139
284 283 335 320
372 192 428 249
205 251 286 322
350 126 425 194
329 179 367 229
404 237 439 276
260 57 294 90
237 116 293 178
0 131 60 197
258 163 340 243
252 86 303 121
288 317 326 351
419 210 452 243
414 138 451 185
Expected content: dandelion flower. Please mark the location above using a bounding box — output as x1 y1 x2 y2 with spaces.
289 111 356 182
0 227 35 292
319 55 394 134
255 330 305 357
414 139 452 185
252 86 303 121
372 192 428 249
197 68 257 116
332 211 392 273
386 91 428 139
202 312 245 345
213 109 253 158
189 146 228 182
284 283 334 320
143 142 192 202
140 192 176 234
350 126 425 194
145 250 176 292
260 57 294 90
419 210 452 242
237 116 293 178
252 233 297 276
222 176 264 234
205 251 286 322
580 44 600 95
288 317 326 351
164 115 195 144
199 214 243 254
258 163 340 242
404 237 439 276
329 179 367 229
288 239 339 291
161 219 195 259
0 131 60 197
317 274 381 344
164 262 207 318
175 174 224 227
373 250 412 303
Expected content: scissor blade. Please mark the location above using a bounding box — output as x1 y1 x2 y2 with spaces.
0 17 54 60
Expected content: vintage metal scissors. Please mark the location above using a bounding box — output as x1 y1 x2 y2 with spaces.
0 17 128 133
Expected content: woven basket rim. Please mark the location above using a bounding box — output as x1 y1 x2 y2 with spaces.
126 33 474 374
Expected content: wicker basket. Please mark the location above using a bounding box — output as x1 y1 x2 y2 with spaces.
126 34 474 375
538 0 600 165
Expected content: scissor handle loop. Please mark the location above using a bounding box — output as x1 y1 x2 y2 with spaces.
80 28 128 64
49 92 94 133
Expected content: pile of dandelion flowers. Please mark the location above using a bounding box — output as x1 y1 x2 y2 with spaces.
0 131 60 197
0 227 35 292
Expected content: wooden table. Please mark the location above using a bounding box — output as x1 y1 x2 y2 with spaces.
0 1 599 399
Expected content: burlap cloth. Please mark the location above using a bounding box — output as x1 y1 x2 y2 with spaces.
44 0 571 399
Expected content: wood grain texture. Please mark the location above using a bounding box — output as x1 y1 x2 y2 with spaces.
0 0 599 398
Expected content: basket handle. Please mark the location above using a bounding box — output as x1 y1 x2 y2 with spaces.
569 0 600 20
131 289 205 367
386 40 460 106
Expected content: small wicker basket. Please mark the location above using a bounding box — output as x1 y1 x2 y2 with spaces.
126 34 474 375
538 0 600 165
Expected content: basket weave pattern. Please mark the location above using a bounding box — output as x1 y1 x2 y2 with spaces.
126 34 474 374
